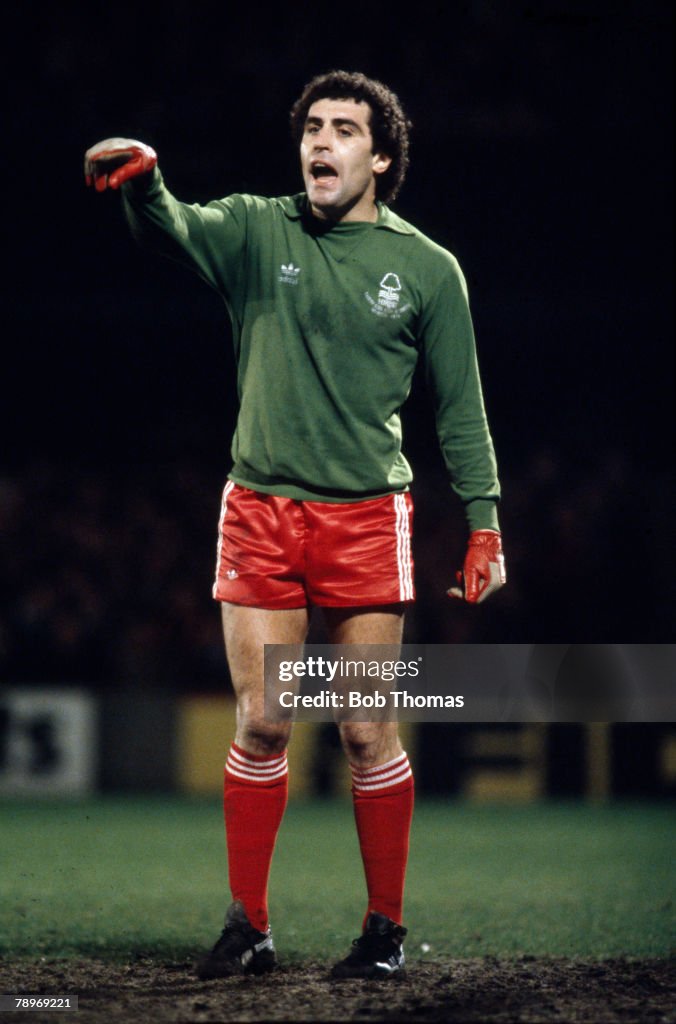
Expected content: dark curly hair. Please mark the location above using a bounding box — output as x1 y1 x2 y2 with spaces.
289 70 411 204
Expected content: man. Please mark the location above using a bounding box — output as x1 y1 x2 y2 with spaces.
85 70 505 980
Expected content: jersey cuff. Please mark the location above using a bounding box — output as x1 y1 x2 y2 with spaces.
464 498 500 532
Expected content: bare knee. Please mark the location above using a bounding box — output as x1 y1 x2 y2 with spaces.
340 722 400 768
237 716 291 757
342 735 376 767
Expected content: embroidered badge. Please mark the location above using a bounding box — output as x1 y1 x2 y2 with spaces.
365 273 411 318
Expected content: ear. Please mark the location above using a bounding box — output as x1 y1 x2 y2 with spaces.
372 152 392 177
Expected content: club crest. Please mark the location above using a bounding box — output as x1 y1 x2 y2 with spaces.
365 273 411 318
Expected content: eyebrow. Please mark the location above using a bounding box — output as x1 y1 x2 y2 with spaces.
305 116 364 133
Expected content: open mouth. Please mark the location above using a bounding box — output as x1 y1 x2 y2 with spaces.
310 161 338 184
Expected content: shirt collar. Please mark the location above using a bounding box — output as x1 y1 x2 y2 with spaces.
280 194 415 235
374 202 416 235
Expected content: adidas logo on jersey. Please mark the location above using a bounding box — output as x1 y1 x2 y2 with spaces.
279 262 301 285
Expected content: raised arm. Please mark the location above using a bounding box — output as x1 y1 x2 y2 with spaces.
84 137 249 296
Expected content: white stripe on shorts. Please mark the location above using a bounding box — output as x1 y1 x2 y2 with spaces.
212 480 236 598
394 494 414 601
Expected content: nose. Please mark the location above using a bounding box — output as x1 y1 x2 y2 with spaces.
312 127 332 151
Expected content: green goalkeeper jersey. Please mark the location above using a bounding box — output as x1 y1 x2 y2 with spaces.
122 171 500 530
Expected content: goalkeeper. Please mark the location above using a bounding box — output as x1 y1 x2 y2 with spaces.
85 70 505 980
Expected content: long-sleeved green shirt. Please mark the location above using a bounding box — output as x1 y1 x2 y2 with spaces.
122 170 500 530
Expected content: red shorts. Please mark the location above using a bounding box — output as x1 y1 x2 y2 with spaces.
212 483 415 609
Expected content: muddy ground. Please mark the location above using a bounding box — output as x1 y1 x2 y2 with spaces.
0 956 674 1023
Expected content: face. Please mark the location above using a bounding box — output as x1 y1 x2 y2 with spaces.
300 98 392 222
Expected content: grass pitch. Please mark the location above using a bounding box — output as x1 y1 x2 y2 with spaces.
0 798 674 962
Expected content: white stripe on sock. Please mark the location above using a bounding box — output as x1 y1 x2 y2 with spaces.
229 748 287 772
352 752 408 779
351 753 412 792
353 765 413 792
225 761 289 783
225 746 288 783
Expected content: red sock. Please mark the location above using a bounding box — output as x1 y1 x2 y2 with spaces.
223 742 288 932
351 752 414 926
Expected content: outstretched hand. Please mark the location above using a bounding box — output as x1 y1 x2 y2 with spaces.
84 138 157 192
447 529 506 604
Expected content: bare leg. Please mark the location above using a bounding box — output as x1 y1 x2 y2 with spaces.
221 603 310 755
211 603 310 943
324 605 413 935
323 605 405 766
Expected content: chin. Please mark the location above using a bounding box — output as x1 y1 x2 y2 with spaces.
310 188 340 206
307 177 338 198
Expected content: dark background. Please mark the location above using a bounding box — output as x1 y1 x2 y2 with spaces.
1 1 673 690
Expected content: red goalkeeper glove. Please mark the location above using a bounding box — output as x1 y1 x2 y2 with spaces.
447 529 506 604
84 138 157 192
